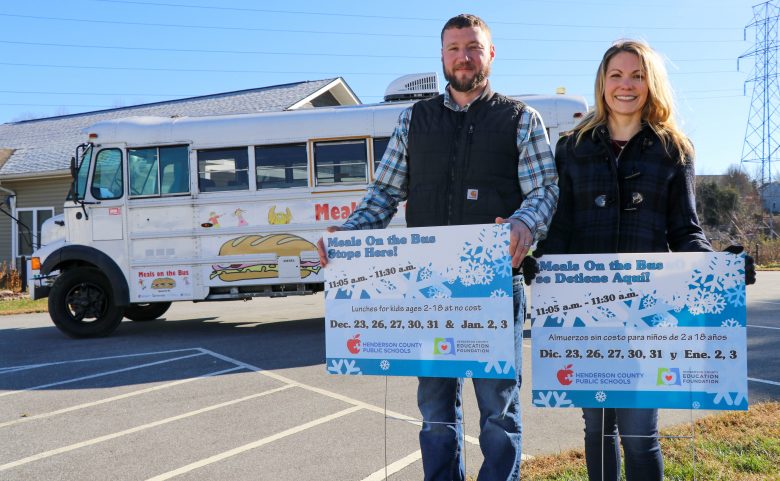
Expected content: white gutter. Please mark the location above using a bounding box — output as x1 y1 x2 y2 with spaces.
0 169 70 181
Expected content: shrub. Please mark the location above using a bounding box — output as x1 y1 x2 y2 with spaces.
0 261 22 293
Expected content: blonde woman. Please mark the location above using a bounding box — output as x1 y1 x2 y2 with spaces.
539 40 755 480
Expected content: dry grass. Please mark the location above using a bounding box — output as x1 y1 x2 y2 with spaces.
660 402 780 481
517 402 780 481
519 449 588 480
0 296 47 315
0 260 22 292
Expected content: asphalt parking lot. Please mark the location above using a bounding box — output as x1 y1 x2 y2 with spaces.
1 272 778 480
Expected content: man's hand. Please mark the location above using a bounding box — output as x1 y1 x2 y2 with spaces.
495 217 533 268
317 226 342 268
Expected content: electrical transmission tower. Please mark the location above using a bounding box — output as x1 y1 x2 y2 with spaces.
739 1 780 188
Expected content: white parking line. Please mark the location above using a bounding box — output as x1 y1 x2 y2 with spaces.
201 349 485 449
0 366 243 429
0 348 202 374
0 384 294 472
0 364 48 375
361 450 422 481
0 352 206 398
747 324 780 330
752 300 780 305
748 377 780 387
145 406 363 481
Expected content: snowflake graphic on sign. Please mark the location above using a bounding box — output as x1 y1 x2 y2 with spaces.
328 359 362 375
326 225 510 300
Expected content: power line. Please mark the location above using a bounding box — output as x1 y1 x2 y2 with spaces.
0 89 187 97
0 60 743 77
0 61 392 75
683 95 747 100
0 39 738 63
0 103 112 108
0 13 745 44
88 0 740 31
0 87 745 99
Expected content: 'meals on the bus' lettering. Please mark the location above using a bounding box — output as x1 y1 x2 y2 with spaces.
315 202 358 221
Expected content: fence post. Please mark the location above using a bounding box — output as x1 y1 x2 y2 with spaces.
20 255 27 293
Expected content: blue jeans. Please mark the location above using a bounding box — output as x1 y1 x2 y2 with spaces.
582 408 663 481
417 276 524 481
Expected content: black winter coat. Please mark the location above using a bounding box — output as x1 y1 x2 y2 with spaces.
539 125 712 255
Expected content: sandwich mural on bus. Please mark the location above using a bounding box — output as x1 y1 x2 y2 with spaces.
209 234 321 282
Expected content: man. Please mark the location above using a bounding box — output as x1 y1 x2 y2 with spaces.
317 14 557 481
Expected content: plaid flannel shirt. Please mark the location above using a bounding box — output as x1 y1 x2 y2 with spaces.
341 84 558 242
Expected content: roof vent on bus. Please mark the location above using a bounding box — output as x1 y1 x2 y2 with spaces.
384 73 440 102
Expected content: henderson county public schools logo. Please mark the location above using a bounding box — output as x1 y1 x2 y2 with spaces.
657 367 681 386
557 364 574 385
433 338 456 355
346 334 361 354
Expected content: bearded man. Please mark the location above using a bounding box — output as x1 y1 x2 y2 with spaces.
318 14 558 481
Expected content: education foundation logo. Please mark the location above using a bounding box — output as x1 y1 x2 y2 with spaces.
656 367 681 386
433 337 455 355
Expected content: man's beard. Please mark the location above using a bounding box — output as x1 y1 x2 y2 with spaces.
443 61 491 93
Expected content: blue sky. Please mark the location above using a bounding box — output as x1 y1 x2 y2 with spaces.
0 0 770 176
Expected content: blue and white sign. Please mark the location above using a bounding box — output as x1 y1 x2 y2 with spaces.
324 224 516 379
531 252 747 410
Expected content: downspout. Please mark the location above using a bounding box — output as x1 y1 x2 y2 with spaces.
0 184 18 266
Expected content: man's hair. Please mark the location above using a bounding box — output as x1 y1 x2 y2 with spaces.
440 14 491 43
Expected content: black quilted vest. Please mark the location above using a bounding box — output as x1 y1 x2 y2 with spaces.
406 87 526 227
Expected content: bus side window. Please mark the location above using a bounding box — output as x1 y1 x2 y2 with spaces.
91 148 123 200
198 147 249 192
128 148 159 196
313 139 368 186
160 146 190 195
255 143 307 189
372 137 390 175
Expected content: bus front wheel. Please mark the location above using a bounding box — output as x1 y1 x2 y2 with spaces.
49 267 124 338
124 302 172 322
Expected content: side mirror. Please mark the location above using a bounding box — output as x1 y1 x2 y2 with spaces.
70 156 76 179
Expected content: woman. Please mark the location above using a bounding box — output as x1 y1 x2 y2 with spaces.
540 40 711 481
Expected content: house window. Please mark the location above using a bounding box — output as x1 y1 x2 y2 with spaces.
129 145 189 197
372 137 390 174
14 207 54 259
255 143 308 189
198 147 249 192
313 139 368 186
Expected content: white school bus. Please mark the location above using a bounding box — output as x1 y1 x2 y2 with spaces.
28 74 588 338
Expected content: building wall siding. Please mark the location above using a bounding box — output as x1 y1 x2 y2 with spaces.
0 176 70 265
762 182 780 214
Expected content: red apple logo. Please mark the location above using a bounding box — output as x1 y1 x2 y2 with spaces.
556 364 574 385
347 334 361 354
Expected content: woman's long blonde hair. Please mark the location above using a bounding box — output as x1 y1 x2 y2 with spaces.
574 40 693 163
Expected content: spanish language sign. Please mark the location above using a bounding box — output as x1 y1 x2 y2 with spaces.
324 224 516 379
531 252 747 410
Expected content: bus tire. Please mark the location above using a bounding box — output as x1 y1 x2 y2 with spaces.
48 266 124 338
124 302 172 322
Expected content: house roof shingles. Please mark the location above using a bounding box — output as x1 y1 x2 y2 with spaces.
0 78 338 177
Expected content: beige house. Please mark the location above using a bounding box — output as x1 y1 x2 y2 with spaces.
0 78 359 267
